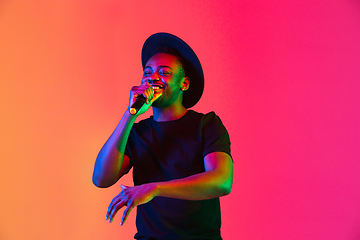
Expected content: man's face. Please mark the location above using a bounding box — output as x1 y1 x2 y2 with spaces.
142 53 187 108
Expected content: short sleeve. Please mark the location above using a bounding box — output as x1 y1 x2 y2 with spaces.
200 112 231 158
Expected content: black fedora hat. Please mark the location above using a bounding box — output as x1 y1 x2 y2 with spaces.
141 32 204 108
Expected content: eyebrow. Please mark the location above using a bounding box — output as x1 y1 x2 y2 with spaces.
144 65 173 70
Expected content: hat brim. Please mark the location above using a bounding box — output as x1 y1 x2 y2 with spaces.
141 32 204 108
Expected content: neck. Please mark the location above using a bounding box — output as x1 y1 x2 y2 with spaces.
152 104 188 122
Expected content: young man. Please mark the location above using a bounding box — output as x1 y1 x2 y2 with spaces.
92 33 233 240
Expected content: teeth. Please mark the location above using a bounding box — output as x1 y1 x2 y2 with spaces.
152 86 160 90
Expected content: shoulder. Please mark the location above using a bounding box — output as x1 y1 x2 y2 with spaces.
200 111 225 128
185 110 226 128
203 111 220 120
198 111 231 156
187 110 220 121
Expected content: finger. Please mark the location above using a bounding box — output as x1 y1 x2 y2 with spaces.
148 90 154 104
133 83 153 103
120 201 134 226
145 82 154 104
106 199 117 220
106 202 116 221
150 92 162 104
121 184 129 190
108 200 127 223
106 193 124 220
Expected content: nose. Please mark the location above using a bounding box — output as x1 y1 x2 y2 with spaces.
147 71 160 81
146 77 159 84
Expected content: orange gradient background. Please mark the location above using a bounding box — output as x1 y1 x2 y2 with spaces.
1 1 360 239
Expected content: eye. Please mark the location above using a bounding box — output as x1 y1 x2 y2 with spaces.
159 69 171 75
143 71 151 76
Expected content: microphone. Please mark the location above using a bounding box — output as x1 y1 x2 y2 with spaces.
129 95 146 115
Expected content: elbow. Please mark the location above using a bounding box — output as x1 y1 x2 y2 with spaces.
92 176 107 188
209 170 233 197
225 185 232 195
219 183 232 196
217 176 232 196
92 162 121 188
92 173 115 188
92 178 105 188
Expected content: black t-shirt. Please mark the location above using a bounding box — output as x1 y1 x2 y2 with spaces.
125 110 231 240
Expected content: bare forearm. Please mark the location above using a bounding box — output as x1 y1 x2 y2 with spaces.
155 167 233 200
92 111 137 187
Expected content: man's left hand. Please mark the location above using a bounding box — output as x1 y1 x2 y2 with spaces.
105 183 158 225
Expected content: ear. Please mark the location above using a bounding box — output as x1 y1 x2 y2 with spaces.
181 77 190 91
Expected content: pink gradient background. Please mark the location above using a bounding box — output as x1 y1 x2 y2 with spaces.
1 0 360 239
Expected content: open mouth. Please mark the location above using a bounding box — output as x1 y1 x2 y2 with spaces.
151 85 164 90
